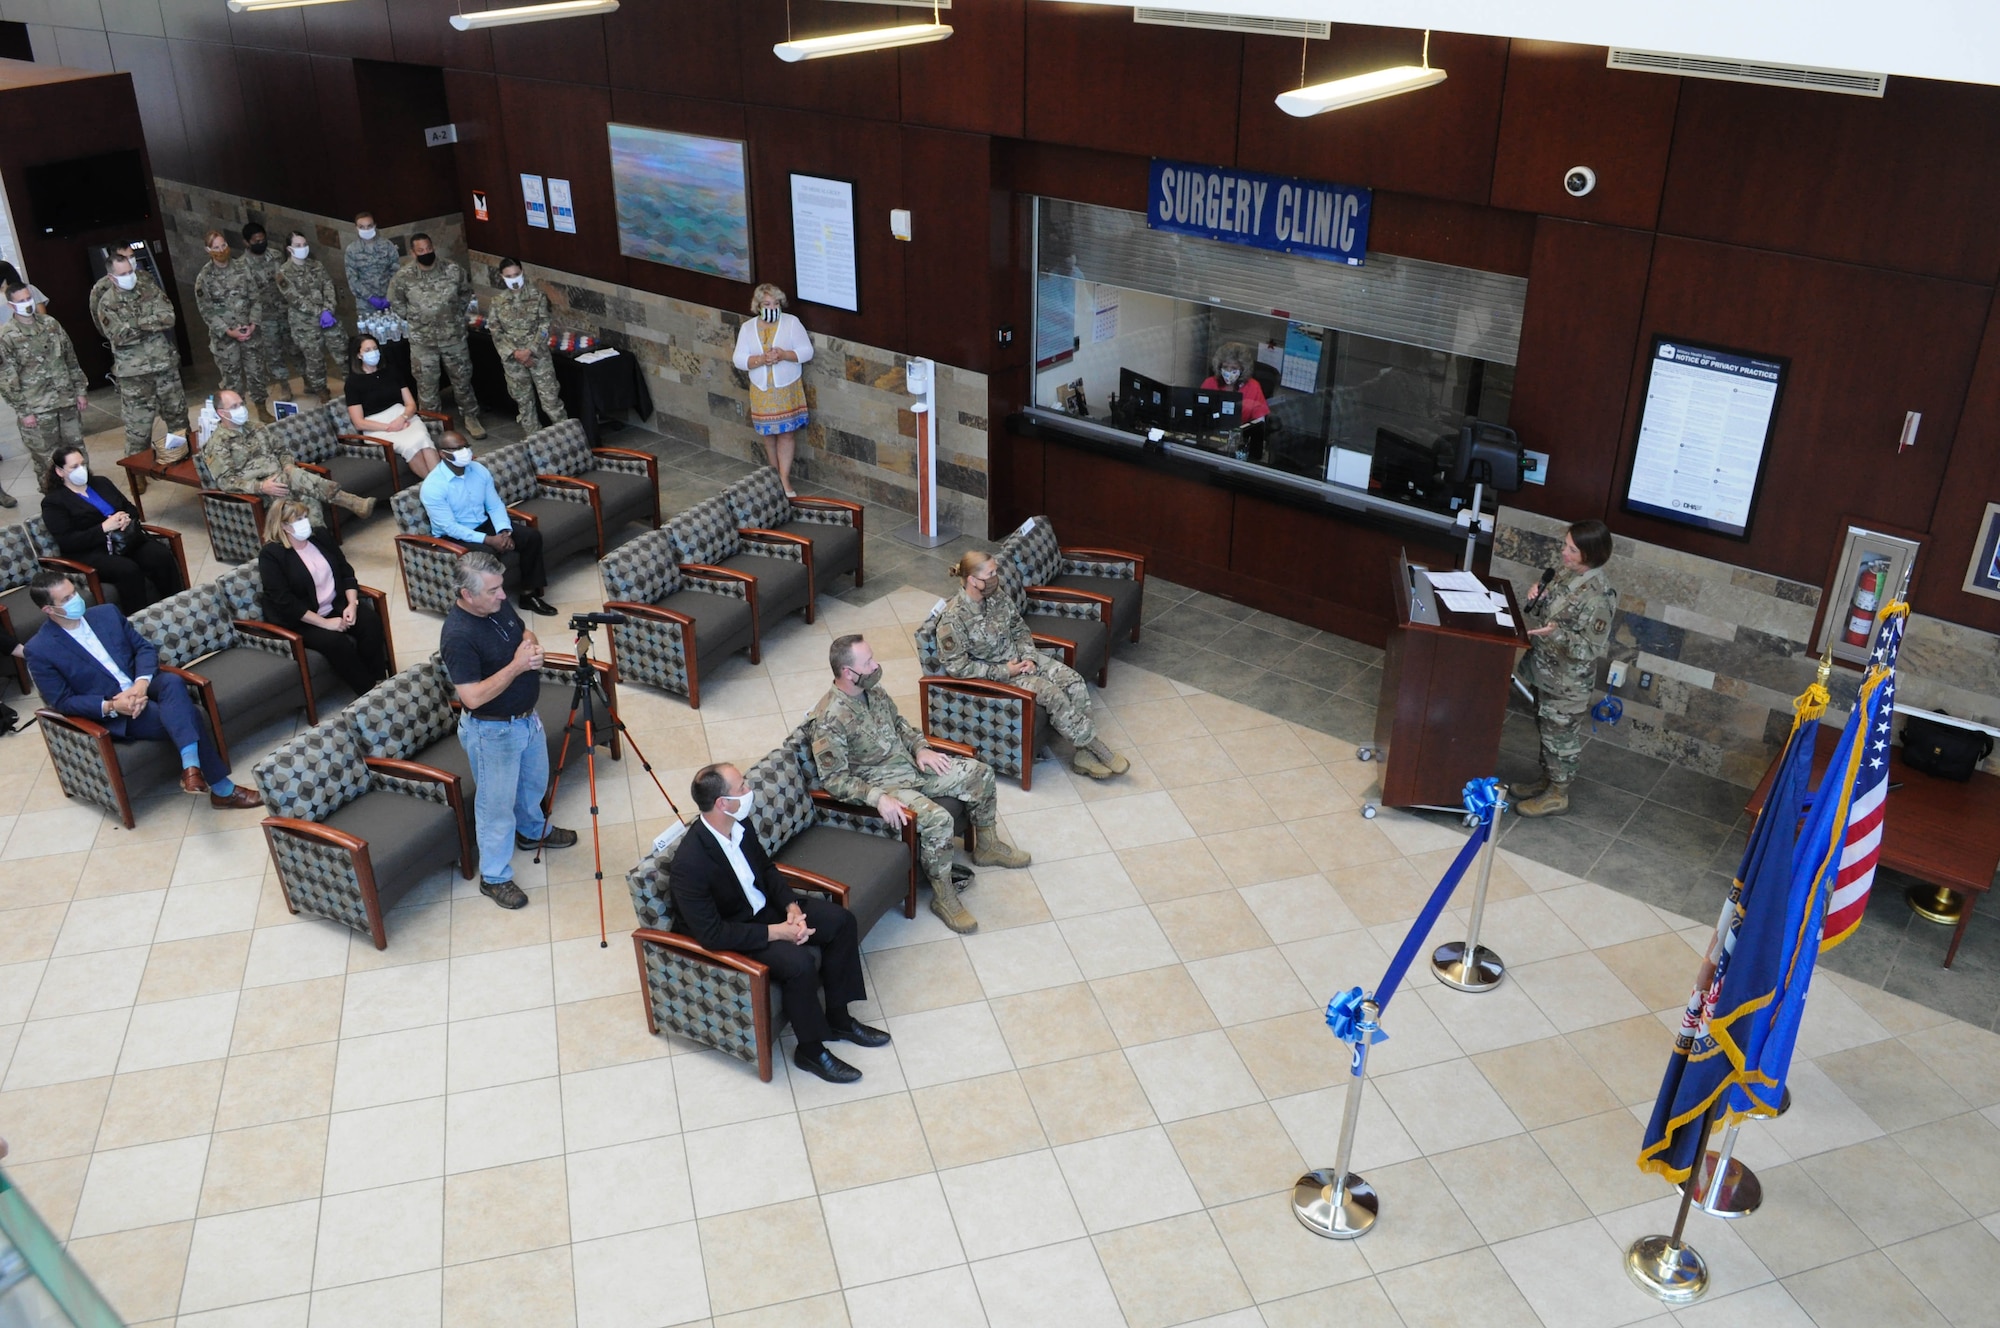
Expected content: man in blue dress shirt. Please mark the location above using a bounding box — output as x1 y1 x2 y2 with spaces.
417 431 557 616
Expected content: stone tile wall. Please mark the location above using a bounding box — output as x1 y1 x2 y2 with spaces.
1494 506 2000 785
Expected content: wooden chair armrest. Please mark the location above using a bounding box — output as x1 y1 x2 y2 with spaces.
37 556 107 603
364 755 457 788
417 409 452 423
922 736 978 760
920 676 1039 705
539 474 601 500
739 527 812 549
335 434 402 488
632 927 771 980
161 663 212 690
357 585 397 672
1031 634 1078 666
299 463 332 480
606 600 695 631
262 815 366 854
775 864 851 904
140 525 193 588
809 790 890 821
506 506 538 529
234 618 304 649
35 707 111 739
1061 545 1148 575
681 564 757 588
591 446 657 466
788 496 862 519
396 533 474 556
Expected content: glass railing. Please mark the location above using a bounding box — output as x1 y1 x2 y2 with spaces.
0 1168 125 1328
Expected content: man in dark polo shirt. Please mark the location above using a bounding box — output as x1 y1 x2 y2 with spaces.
440 549 577 909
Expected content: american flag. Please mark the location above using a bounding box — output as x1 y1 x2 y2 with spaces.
1821 602 1908 949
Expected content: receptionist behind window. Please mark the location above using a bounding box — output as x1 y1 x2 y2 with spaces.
1201 343 1268 423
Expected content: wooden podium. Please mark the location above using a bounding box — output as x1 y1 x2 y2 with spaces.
1365 559 1526 817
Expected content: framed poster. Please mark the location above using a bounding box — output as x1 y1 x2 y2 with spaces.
790 174 858 313
1963 501 2000 603
548 177 575 234
607 124 752 282
1624 337 1788 540
1815 523 1924 667
520 174 549 230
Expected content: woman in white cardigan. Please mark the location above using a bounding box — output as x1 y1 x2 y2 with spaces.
732 283 815 496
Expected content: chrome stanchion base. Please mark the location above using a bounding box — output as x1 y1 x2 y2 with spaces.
1625 1234 1709 1303
1431 941 1505 992
1681 1152 1763 1218
1292 1169 1378 1240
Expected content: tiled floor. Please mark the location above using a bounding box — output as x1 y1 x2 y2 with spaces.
2 390 2000 1326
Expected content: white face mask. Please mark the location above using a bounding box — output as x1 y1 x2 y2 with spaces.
289 518 313 541
227 405 249 425
10 300 32 316
503 274 525 290
112 271 137 290
289 246 309 261
449 447 474 468
724 787 756 822
67 464 89 486
357 226 376 240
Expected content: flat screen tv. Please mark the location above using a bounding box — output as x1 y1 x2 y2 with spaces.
607 124 752 283
24 149 151 239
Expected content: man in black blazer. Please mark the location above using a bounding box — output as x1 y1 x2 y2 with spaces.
669 762 890 1084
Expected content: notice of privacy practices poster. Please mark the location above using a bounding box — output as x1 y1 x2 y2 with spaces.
1625 338 1786 539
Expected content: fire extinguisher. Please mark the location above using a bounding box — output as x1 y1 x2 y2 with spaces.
1843 557 1888 648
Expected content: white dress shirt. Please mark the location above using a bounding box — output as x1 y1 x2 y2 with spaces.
63 619 136 692
702 816 766 914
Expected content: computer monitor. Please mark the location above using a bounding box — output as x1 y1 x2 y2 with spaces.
1450 422 1525 492
1168 386 1242 432
1116 368 1172 430
1371 428 1442 504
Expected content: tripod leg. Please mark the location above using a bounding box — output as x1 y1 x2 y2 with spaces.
583 717 610 947
582 669 687 824
536 694 586 864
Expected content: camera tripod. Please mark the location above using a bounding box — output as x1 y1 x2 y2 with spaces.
535 614 687 947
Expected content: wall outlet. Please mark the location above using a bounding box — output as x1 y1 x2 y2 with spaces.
1606 660 1629 689
1639 670 1654 691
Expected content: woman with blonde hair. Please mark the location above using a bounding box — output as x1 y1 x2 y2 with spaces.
731 283 814 496
258 498 389 693
937 550 1129 780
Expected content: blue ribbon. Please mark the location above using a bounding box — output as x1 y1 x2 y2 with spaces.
1462 777 1503 825
1373 815 1490 1011
1592 696 1623 733
1324 987 1387 1045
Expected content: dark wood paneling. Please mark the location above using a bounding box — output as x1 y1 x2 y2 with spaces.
489 16 607 86
1919 296 2000 633
159 0 230 44
1045 444 1234 568
1509 218 1654 522
603 88 753 313
1611 237 1990 583
737 0 902 122
1660 77 2000 284
351 59 458 223
235 47 327 213
1489 42 1678 230
901 126 991 372
1370 192 1536 276
606 0 741 102
495 77 618 276
1229 492 1462 641
744 104 905 350
303 0 393 62
993 140 1150 214
110 32 190 182
1235 27 1508 204
312 54 365 222
1025 3 1239 164
226 4 307 52
443 69 517 258
899 0 1023 137
167 39 249 191
388 0 492 72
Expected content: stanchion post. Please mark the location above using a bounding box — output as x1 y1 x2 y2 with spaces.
1433 789 1505 993
1626 1104 1716 1304
1293 998 1382 1240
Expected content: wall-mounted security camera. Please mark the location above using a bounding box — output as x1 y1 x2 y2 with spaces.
1563 166 1597 198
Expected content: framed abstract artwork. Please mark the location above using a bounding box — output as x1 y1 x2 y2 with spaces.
607 124 752 283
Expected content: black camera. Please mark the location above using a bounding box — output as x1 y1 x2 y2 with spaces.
568 611 628 631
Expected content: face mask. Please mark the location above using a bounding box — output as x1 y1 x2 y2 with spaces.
357 226 376 240
504 275 525 290
1220 369 1241 385
360 349 381 367
760 305 780 323
416 252 436 267
209 250 229 264
248 240 267 255
724 787 756 822
227 406 249 426
290 246 309 261
67 464 88 486
850 664 883 692
60 595 86 621
112 271 137 291
10 300 32 317
289 518 313 541
449 447 474 468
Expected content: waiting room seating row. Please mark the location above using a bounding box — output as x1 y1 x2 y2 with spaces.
0 516 190 695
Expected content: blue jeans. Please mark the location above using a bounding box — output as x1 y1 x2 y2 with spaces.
458 712 550 884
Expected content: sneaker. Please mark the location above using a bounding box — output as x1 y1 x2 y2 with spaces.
517 825 578 850
481 878 529 909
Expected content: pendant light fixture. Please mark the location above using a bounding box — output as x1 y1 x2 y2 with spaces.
449 0 620 31
773 0 952 62
226 0 353 11
1276 30 1446 118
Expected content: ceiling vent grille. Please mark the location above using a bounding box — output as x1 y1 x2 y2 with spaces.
1608 48 1886 97
1135 9 1330 39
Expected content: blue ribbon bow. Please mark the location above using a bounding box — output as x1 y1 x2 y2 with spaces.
1592 696 1623 733
1462 777 1504 824
1324 987 1387 1046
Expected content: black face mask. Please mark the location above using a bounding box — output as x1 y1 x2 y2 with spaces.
247 240 267 255
416 252 436 267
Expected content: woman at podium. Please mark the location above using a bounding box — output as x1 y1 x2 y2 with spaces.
1512 519 1617 818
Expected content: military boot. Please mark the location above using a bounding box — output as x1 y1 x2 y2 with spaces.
928 871 977 933
1086 738 1129 776
462 413 487 440
257 400 280 424
330 489 377 519
1515 780 1570 818
1509 772 1549 800
0 485 15 509
972 830 1031 869
1072 747 1114 780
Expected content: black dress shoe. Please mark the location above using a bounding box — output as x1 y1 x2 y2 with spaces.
518 593 558 617
830 1020 891 1048
793 1045 861 1084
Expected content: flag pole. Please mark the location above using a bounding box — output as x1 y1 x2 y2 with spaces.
1626 1101 1716 1302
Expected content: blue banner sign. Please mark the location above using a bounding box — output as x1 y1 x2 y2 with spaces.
1148 158 1371 266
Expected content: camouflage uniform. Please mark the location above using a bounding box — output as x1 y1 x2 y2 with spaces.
487 282 568 434
200 419 338 526
935 589 1098 748
241 246 297 393
0 311 88 492
1522 563 1617 783
809 684 998 884
194 255 269 407
389 258 481 422
344 235 400 312
90 270 188 459
275 257 344 396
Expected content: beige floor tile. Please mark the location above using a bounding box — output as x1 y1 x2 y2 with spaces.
449 888 551 956
313 1177 444 1290
1093 1210 1251 1328
1413 979 1559 1056
989 982 1118 1067
1118 838 1233 900
1901 1020 2000 1109
1088 789 1198 850
442 1246 577 1328
1431 1133 1591 1244
1258 761 1360 820
76 838 181 900
801 1092 934 1192
1184 946 1315 1026
198 1116 329 1215
1881 1219 2000 1328
1164 1100 1305 1205
70 1135 210 1238
1323 858 1434 928
1113 697 1209 746
229 974 345 1055
1380 1246 1543 1328
960 868 1053 931
1134 735 1245 790
862 938 983 1016
3 1153 87 1240
1531 1109 1663 1216
1285 812 1401 876
214 1041 338 1130
1512 952 1649 1032
1490 1215 1668 1328
1377 1058 1524 1155
95 1060 225 1149
1020 1050 1156 1146
1802 1135 1969 1246
713 1290 850 1328
1830 971 1955 1036
910 1070 1048 1169
556 991 672 1074
701 1198 840 1316
309 1269 442 1328
962 920 1083 996
0 1076 110 1163
937 1148 1086 1259
1816 1036 1971 1133
559 1057 679 1152
1595 932 1708 1011
1897 1111 2000 1217
1228 1010 1348 1098
971 1235 1127 1328
347 902 451 972
1029 852 1144 919
1728 1161 1875 1278
1214 723 1317 775
31 946 148 1019
64 1220 194 1325
1057 907 1180 979
1002 803 1110 862
1784 1248 1950 1328
442 1156 572 1265
1167 778 1277 838
1344 1156 1483 1274
1261 1275 1405 1327
1237 872 1362 943
0 902 66 964
136 932 253 1005
818 1172 966 1288
1791 978 1895 1060
1472 1036 1623 1129
1151 890 1272 962
1209 1189 1370 1301
1200 825 1320 887
1565 1015 1677 1106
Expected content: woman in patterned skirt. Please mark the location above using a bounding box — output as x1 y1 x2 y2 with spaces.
732 284 814 497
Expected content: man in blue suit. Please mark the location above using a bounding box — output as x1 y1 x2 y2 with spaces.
23 571 263 808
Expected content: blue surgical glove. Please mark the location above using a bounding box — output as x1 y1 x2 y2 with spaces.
319 310 337 329
369 296 390 310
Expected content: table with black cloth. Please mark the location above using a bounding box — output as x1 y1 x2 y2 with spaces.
467 327 654 445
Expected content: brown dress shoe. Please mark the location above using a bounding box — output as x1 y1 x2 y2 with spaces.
180 767 210 796
210 787 264 809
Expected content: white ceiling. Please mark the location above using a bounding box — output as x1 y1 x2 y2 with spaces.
1075 1 2000 87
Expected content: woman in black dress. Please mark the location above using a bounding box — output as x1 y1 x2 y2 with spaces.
258 498 389 693
41 447 185 611
345 334 439 479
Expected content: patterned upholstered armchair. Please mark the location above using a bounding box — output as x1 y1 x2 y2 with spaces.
991 541 1114 688
389 486 465 616
256 715 472 950
526 418 660 536
912 598 1048 791
599 526 757 708
723 468 863 592
668 496 815 630
36 691 222 830
0 518 189 695
268 402 401 506
131 582 321 764
482 440 606 568
1003 514 1146 646
627 729 920 1080
214 564 397 699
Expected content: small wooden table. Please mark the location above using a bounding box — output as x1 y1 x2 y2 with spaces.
116 452 202 520
1746 725 2000 968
